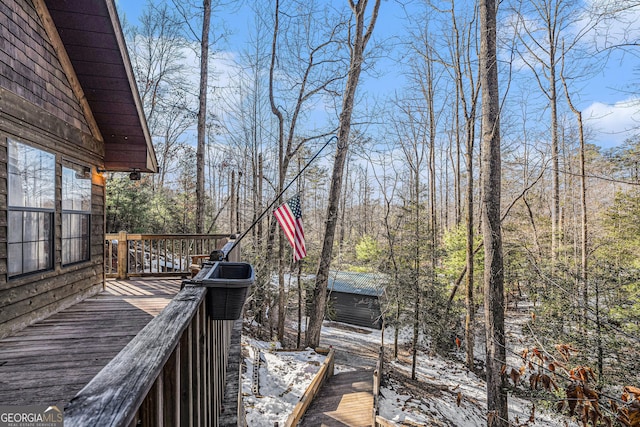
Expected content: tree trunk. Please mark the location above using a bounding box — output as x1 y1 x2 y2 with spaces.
297 261 303 349
196 0 211 234
306 0 381 349
278 234 285 343
479 0 508 424
561 70 588 328
465 143 475 369
550 62 560 270
412 162 421 380
230 169 236 232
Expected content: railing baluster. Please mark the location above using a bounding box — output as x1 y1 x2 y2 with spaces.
180 323 193 427
192 307 201 427
104 234 231 278
163 344 179 426
199 304 207 426
83 236 242 426
65 286 209 426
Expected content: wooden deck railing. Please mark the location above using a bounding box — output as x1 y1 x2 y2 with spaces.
285 348 335 427
66 240 245 426
105 232 232 279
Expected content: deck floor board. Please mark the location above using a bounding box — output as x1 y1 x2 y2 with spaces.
0 278 180 406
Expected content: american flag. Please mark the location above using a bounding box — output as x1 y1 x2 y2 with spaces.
273 194 307 262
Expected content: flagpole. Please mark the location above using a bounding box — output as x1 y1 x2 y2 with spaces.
223 135 337 260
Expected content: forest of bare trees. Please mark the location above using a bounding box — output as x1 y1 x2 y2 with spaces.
110 0 640 424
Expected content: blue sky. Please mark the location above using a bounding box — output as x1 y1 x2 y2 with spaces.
116 0 640 149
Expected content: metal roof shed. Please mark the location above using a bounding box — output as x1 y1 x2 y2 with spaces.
326 271 386 330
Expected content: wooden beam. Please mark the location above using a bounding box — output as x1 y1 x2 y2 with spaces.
104 0 157 172
31 0 104 143
117 231 128 280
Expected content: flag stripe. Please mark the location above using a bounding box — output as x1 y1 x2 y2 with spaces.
273 195 307 262
274 208 296 247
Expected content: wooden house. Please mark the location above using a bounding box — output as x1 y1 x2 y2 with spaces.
0 0 157 339
326 271 386 330
0 3 247 424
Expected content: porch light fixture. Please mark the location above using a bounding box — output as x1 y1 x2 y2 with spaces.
129 169 141 180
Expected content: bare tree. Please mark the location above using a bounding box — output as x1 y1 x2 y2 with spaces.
365 147 403 357
194 0 211 233
480 0 508 424
266 0 346 344
511 0 595 269
126 3 195 192
391 99 429 379
443 0 481 370
561 48 590 337
306 0 381 349
171 0 230 233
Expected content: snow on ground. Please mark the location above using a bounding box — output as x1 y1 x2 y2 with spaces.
378 301 581 426
241 309 581 426
241 336 326 427
379 350 579 426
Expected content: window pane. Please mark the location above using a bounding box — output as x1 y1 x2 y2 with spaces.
81 215 89 234
62 213 90 265
42 213 52 241
68 214 77 238
8 211 22 244
81 235 90 260
23 242 39 273
8 140 55 209
37 241 50 271
63 240 73 265
62 166 91 212
8 243 23 276
23 211 39 242
8 211 53 277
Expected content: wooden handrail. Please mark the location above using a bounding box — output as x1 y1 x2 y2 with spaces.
65 286 206 426
375 415 397 427
105 233 231 240
67 237 244 426
285 348 335 427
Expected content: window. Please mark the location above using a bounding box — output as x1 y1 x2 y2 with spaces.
8 140 55 277
62 165 91 265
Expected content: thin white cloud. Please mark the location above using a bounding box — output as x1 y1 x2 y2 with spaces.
584 97 640 147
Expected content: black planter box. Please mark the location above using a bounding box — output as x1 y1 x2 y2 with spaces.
185 261 254 320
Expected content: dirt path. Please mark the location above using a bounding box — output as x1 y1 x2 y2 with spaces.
318 321 381 370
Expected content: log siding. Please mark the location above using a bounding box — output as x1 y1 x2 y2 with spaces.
0 0 90 134
0 0 106 339
0 123 105 338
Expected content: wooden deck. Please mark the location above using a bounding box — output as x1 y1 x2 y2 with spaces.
302 369 374 427
0 278 181 406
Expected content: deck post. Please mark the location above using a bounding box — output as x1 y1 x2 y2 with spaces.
226 234 240 262
117 230 129 279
